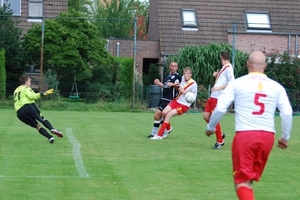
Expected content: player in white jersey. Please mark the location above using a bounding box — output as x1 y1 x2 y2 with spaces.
205 51 293 200
152 67 197 140
203 51 234 149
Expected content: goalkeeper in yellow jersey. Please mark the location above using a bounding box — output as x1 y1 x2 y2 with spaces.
13 75 63 143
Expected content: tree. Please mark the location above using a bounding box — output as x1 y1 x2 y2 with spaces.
0 49 6 100
92 0 149 39
0 5 24 81
21 10 113 82
68 0 94 16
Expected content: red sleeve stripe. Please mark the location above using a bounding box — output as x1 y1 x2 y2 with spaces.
175 80 195 99
215 64 231 83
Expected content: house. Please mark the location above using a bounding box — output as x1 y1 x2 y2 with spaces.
106 0 300 84
147 0 300 58
1 0 68 34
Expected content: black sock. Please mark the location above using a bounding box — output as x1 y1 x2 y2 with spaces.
39 127 52 139
42 120 54 131
154 123 160 128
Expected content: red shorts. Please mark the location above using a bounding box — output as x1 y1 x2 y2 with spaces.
232 131 275 184
204 97 218 113
168 100 189 115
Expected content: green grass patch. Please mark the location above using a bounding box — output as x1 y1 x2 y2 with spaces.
0 109 299 199
1 98 148 112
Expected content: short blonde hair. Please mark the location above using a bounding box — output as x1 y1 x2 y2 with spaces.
183 67 192 74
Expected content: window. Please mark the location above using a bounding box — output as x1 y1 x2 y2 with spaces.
181 9 198 30
1 0 21 16
245 11 271 32
28 0 43 22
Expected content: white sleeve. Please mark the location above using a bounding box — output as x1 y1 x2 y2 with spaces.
227 67 235 82
277 87 293 141
207 82 235 131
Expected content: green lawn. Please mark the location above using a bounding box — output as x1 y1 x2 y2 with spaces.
0 109 299 200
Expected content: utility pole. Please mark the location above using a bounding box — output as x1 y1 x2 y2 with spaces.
39 19 45 107
132 17 137 109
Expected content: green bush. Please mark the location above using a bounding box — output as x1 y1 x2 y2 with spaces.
265 51 300 110
196 84 209 111
83 82 117 103
44 69 60 100
167 43 248 88
0 49 6 100
143 63 160 86
117 57 134 99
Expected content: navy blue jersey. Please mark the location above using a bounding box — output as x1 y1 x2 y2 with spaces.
161 73 182 100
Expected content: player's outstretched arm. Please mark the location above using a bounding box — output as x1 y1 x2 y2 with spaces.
42 88 54 96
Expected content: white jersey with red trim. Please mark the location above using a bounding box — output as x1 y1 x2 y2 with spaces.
176 77 198 107
208 73 293 140
210 63 234 99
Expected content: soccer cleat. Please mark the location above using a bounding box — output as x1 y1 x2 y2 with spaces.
222 133 225 139
151 135 163 140
51 129 64 138
49 137 55 144
162 127 173 139
147 134 154 138
212 141 225 150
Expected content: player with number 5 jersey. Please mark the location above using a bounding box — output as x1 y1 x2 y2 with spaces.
212 71 292 135
205 51 293 200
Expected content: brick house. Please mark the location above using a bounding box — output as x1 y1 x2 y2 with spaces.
147 0 300 57
107 0 300 82
1 0 68 34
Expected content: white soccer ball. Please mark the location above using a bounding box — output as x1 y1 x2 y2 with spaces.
185 92 196 103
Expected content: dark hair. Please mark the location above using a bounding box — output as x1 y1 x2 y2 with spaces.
220 51 230 60
19 75 30 85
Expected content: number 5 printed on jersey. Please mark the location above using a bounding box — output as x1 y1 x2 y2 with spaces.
252 93 267 115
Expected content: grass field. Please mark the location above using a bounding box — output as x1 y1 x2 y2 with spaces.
0 109 299 200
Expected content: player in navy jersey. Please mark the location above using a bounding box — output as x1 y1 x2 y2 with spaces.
152 67 197 140
205 51 293 200
147 62 182 138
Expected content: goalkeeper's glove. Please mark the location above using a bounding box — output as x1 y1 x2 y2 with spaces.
42 88 54 96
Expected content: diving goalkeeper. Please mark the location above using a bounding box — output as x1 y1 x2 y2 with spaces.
13 75 64 143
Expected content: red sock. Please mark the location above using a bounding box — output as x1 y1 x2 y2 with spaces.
215 123 223 143
205 119 223 143
157 122 169 136
236 186 254 200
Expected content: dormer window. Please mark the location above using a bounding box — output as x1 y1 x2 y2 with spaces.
28 0 43 22
0 0 21 16
181 9 198 31
245 11 272 32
